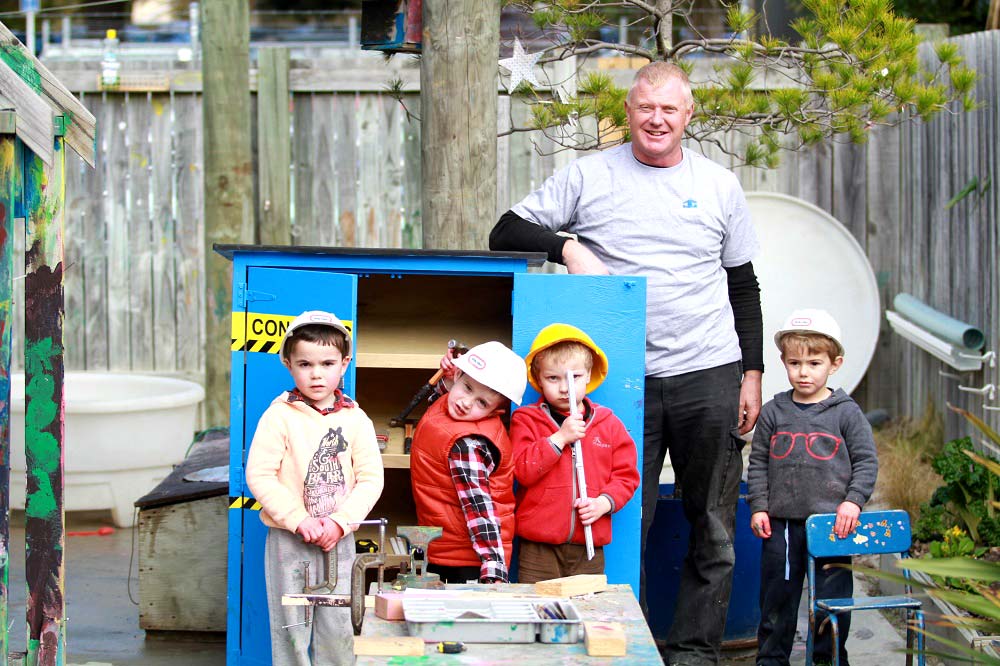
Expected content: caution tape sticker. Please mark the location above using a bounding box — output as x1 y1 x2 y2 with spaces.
231 313 353 354
229 496 262 511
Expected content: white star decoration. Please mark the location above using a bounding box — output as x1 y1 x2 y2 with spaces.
498 38 542 92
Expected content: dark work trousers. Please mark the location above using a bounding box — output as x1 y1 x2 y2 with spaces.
640 361 744 666
757 518 852 666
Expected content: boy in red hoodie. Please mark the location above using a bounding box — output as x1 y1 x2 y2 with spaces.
511 323 640 582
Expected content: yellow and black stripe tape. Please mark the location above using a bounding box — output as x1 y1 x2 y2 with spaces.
231 312 353 354
229 496 262 511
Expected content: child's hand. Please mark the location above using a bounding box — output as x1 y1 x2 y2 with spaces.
750 511 771 539
575 495 612 526
551 414 587 449
315 517 345 552
439 345 461 380
834 501 861 539
296 516 324 543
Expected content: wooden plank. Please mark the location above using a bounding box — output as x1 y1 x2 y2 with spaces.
379 92 405 247
0 23 96 165
202 0 253 425
863 123 902 416
533 574 607 597
61 115 87 370
127 92 155 370
311 92 340 246
80 92 108 369
256 48 292 246
401 94 421 249
103 93 130 371
22 135 68 666
290 91 315 245
353 637 424 657
0 134 16 660
585 621 627 657
0 56 54 165
10 138 22 374
357 93 382 247
150 93 177 372
173 93 204 375
330 92 357 246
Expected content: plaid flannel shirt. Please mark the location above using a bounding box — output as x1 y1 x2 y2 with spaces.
448 435 509 583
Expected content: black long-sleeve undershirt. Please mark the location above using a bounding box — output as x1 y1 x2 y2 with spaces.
489 210 764 373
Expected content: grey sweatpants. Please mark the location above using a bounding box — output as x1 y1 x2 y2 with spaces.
265 527 356 666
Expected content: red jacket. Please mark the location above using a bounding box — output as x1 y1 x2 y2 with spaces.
511 397 639 547
410 398 516 567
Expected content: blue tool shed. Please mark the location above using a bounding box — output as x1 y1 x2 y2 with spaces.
216 245 647 666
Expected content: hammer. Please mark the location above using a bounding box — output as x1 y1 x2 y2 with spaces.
390 340 467 452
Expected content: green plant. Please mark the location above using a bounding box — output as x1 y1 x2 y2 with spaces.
925 525 988 593
871 406 1000 664
913 437 1000 546
501 0 978 166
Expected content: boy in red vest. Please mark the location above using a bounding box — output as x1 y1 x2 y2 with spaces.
511 323 640 582
409 341 527 583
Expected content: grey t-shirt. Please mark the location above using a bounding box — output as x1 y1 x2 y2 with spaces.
511 144 759 377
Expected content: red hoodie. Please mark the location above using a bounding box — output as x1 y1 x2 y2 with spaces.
510 397 639 546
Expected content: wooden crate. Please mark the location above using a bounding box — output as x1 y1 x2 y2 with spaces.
136 433 229 632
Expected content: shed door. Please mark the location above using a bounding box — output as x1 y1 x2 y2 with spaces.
512 273 647 595
232 267 358 666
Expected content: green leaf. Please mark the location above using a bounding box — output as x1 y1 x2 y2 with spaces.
946 178 981 210
897 557 1000 583
948 403 1000 447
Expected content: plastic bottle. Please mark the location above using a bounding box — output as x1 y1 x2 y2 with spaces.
101 28 120 88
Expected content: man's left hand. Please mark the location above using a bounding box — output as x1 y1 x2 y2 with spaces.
738 370 762 435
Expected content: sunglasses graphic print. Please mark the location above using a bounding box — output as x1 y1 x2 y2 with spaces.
769 431 842 460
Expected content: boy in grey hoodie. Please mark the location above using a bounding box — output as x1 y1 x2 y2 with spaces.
747 309 878 666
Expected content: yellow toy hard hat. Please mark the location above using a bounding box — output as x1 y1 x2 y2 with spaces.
525 323 608 394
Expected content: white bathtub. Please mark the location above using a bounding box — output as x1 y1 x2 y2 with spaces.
9 372 206 527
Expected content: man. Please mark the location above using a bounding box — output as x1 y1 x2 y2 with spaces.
490 61 764 666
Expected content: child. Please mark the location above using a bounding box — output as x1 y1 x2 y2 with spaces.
747 309 878 666
409 340 527 584
510 323 640 583
246 310 384 666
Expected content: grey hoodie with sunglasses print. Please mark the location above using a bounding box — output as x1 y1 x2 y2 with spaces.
747 388 878 519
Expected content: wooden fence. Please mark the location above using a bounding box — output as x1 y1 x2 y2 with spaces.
9 34 999 437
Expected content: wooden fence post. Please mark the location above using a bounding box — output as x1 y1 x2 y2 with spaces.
420 0 500 249
202 0 253 426
257 47 291 246
0 125 16 666
22 133 67 666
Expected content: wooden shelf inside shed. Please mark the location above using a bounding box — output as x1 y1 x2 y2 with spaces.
354 273 512 369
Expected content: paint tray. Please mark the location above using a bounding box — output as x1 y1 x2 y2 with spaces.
403 597 581 644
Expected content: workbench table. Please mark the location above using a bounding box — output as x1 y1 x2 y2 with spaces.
356 583 662 664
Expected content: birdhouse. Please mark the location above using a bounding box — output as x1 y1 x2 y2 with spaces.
361 0 422 53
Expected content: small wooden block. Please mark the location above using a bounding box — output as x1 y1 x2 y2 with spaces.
374 591 406 620
533 574 607 597
353 636 425 656
584 621 626 657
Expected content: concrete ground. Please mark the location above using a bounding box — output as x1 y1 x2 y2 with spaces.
4 510 908 666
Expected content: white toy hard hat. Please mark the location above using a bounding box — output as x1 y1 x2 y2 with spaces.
774 308 844 356
279 310 352 359
453 341 527 405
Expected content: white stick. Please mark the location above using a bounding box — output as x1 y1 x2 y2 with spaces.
567 370 595 560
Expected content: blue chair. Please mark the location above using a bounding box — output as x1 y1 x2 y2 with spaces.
805 510 925 666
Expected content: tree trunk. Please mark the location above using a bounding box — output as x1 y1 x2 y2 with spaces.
420 0 500 250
